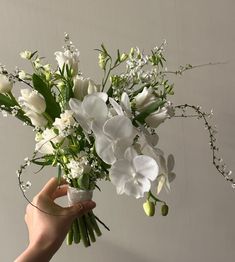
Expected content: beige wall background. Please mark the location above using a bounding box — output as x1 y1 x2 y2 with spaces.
0 0 234 261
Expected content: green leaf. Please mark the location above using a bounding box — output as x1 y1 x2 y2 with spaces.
77 173 90 190
0 94 32 125
0 93 16 108
133 99 165 124
31 159 53 166
32 74 61 120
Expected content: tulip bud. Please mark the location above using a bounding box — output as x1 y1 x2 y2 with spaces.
98 53 106 69
161 204 169 216
20 50 32 60
129 47 135 58
143 200 155 217
120 53 128 62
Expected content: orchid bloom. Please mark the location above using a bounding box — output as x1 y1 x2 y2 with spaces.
156 154 176 194
94 115 136 165
109 147 159 198
69 93 108 134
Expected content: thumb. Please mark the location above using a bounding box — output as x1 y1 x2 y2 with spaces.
66 200 96 218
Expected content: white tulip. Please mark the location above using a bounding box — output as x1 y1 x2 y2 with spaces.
145 101 174 128
73 76 100 101
55 50 80 76
35 128 64 154
19 89 46 114
0 74 13 93
20 50 32 60
134 87 156 111
25 110 48 127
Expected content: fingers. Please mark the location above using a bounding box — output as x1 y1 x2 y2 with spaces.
40 177 67 197
65 200 96 218
52 185 68 200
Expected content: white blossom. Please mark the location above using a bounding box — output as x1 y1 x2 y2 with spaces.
53 110 75 135
20 50 32 60
145 101 175 128
134 87 156 111
55 50 80 76
69 94 108 134
19 89 46 114
109 147 159 198
73 76 101 101
94 115 137 165
35 128 64 154
67 153 90 178
155 154 176 194
25 110 47 127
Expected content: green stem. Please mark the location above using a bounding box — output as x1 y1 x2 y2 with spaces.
85 214 96 243
8 91 20 107
72 219 80 244
78 216 90 247
42 112 53 125
67 227 73 245
89 211 102 237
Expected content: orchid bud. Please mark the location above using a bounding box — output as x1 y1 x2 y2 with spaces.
143 200 155 217
161 204 169 216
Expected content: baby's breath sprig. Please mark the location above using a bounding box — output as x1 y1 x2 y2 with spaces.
174 104 234 188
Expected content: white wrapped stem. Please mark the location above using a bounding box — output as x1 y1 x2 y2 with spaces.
67 186 93 206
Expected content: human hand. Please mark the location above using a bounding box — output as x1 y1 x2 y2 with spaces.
15 177 96 262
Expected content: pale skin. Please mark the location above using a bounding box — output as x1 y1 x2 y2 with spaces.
15 177 96 262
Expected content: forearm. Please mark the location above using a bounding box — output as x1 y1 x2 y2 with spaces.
14 244 55 262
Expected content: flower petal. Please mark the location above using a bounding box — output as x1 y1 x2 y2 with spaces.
167 154 175 172
109 97 124 116
156 174 166 195
133 155 159 181
83 94 108 121
124 176 151 198
109 159 133 188
95 135 116 164
103 115 134 140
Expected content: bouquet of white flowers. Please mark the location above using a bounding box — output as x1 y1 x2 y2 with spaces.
0 34 233 247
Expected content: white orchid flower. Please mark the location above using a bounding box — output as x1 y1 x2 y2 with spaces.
109 92 132 118
94 115 136 165
69 93 108 134
156 154 176 194
109 147 159 198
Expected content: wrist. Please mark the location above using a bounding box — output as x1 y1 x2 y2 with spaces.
15 242 55 262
